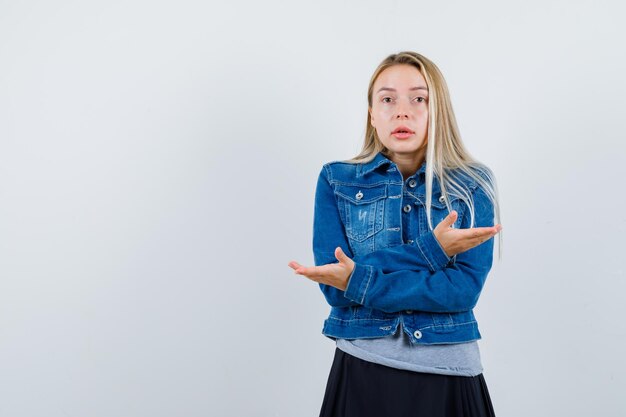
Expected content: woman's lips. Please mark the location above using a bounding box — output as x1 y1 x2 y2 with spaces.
392 132 413 139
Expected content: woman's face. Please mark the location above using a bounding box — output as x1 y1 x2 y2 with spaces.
369 64 429 160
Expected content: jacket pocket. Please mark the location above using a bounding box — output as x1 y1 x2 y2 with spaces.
334 183 387 243
420 192 466 231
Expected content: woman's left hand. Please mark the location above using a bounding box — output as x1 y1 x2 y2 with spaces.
288 247 354 291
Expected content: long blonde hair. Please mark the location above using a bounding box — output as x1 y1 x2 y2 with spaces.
346 51 502 260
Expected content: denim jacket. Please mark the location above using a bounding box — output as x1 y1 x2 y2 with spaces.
312 151 495 345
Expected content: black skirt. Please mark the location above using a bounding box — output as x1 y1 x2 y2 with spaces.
319 347 496 417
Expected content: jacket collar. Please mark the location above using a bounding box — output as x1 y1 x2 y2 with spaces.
358 152 392 177
358 151 427 178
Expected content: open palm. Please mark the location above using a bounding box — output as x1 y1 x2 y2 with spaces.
288 247 354 291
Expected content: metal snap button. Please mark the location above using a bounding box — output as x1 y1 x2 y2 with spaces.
403 204 412 213
405 310 413 314
356 191 363 200
438 195 446 203
408 179 417 188
407 239 414 244
413 330 422 339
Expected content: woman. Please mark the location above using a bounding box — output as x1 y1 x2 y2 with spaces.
288 51 503 417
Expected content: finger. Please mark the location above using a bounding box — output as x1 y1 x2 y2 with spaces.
468 227 502 245
295 264 333 281
458 226 500 239
295 264 312 274
446 228 496 250
436 210 457 230
334 246 352 264
474 235 493 244
294 265 319 280
288 261 302 270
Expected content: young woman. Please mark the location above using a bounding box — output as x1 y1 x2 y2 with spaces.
288 51 503 417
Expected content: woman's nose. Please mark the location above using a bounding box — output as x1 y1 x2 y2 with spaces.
395 101 410 118
395 110 409 119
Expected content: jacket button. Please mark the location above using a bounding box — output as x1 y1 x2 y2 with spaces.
356 191 363 200
406 239 413 244
405 310 413 314
403 204 412 213
408 179 417 188
438 195 446 203
413 330 422 339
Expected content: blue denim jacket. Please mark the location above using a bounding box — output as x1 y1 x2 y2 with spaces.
312 151 495 345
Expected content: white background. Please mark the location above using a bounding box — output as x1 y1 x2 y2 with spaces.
1 0 625 416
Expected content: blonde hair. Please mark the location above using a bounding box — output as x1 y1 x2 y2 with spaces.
346 51 502 260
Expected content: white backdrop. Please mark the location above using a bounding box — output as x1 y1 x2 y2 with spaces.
1 1 625 416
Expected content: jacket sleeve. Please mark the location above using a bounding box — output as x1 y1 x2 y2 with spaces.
351 225 453 273
343 182 495 313
312 164 361 307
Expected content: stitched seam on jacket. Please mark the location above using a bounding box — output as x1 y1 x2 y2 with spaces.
359 266 373 305
327 317 397 322
323 163 333 182
416 236 435 271
417 320 477 330
326 317 477 327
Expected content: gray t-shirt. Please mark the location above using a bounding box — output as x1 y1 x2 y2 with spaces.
335 320 483 377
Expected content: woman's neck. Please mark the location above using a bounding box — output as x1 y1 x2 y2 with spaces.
386 149 426 179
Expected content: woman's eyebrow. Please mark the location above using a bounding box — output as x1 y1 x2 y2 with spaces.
376 86 429 93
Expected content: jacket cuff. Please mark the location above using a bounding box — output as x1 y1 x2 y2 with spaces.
343 263 373 304
416 230 451 272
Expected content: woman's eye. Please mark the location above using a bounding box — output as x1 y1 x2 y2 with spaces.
382 97 393 103
415 97 426 103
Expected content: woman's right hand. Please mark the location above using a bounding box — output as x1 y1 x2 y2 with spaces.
433 211 502 257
